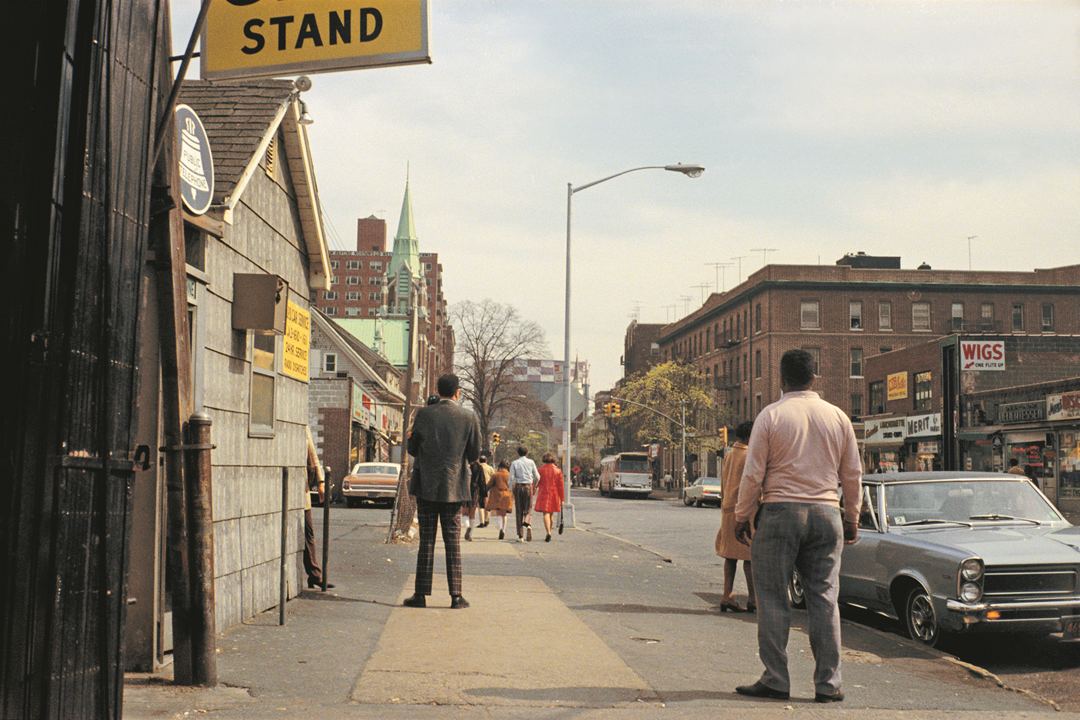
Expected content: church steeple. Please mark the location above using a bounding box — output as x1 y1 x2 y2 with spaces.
389 179 420 280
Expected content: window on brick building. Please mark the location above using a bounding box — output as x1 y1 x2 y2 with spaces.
323 290 337 300
850 348 863 378
850 301 862 329
345 291 360 301
1012 304 1024 332
346 260 360 270
368 308 377 316
951 302 964 332
869 381 885 415
755 395 762 415
346 276 360 285
912 302 931 331
346 307 361 317
801 301 820 330
370 261 383 270
369 292 379 301
324 307 337 316
804 347 820 376
850 393 863 420
980 303 994 332
368 276 379 285
755 304 762 333
914 371 932 411
323 353 337 373
744 310 749 338
1042 303 1055 333
878 301 892 330
330 260 339 269
755 349 762 379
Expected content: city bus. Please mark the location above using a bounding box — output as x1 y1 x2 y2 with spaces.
598 452 653 498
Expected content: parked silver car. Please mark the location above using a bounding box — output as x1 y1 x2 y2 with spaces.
341 462 401 508
789 472 1080 647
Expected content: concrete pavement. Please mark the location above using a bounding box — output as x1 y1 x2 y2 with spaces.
122 505 1069 719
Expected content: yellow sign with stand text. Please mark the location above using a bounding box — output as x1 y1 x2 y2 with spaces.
283 300 310 382
202 0 430 81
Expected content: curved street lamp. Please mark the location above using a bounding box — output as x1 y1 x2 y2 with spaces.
561 163 704 528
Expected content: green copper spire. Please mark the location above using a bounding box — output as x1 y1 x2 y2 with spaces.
389 179 419 280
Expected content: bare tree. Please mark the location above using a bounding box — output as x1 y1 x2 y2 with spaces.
450 299 548 450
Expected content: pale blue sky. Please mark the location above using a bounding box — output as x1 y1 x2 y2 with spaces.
173 1 1080 393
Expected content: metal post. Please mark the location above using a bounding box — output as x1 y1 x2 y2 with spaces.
680 401 687 490
279 467 288 624
185 412 217 685
562 182 575 528
321 465 331 590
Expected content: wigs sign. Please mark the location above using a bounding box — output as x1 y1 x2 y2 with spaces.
960 340 1006 371
202 0 430 80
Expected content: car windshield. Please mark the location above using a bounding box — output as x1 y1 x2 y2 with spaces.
352 464 398 475
883 479 1062 526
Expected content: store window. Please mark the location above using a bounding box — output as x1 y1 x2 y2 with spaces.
1058 431 1080 499
801 301 820 330
250 333 276 437
912 302 931 331
914 371 932 411
878 301 892 330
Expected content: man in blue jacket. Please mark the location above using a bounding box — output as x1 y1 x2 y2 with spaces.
403 374 481 609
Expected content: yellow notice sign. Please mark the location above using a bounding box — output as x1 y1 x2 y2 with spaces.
887 371 908 401
202 0 430 81
283 299 311 382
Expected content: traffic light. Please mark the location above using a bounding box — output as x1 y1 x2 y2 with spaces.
612 403 621 419
492 432 500 447
603 403 612 418
719 426 728 447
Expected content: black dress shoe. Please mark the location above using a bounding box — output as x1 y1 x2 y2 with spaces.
402 593 427 608
735 681 789 700
307 578 335 589
450 595 470 609
498 530 505 540
815 690 844 703
464 527 473 541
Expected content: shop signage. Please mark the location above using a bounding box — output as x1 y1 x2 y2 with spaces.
906 413 941 438
1000 400 1046 424
351 385 376 427
1047 391 1080 421
887 372 908 401
175 104 214 215
960 340 1005 371
864 417 907 445
282 299 310 382
202 0 430 81
919 442 939 454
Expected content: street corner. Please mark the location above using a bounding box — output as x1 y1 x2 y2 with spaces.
122 674 255 719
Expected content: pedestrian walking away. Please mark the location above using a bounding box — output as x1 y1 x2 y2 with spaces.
460 458 489 541
485 459 514 540
533 451 565 542
733 349 862 704
403 374 481 609
715 420 754 612
508 445 540 542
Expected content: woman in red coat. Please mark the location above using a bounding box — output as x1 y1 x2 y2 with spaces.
533 452 565 542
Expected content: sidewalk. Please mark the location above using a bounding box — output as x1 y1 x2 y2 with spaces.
122 508 1063 719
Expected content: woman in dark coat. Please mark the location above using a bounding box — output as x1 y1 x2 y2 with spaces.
485 459 513 540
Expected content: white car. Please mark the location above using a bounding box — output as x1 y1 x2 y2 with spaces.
682 476 723 507
341 462 401 507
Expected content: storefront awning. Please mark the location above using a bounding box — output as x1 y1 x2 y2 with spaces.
957 426 1002 441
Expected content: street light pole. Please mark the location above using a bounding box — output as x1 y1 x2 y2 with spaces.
563 163 704 528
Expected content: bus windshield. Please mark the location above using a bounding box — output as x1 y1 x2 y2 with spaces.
616 458 650 473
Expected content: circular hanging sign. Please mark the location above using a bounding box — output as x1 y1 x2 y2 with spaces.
175 104 214 215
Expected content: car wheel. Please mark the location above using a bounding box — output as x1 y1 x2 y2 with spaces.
695 498 703 507
904 587 940 647
345 497 358 508
788 568 807 609
683 494 694 506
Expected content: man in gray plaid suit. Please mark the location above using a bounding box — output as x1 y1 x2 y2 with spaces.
403 374 481 609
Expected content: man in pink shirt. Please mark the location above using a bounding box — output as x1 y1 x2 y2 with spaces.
733 349 862 704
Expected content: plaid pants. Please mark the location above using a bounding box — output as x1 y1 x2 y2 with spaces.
414 498 463 596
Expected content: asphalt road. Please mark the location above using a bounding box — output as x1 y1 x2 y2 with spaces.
570 486 1080 713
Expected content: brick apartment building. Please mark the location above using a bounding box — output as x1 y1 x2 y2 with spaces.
652 255 1080 477
621 321 664 381
314 192 454 392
